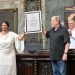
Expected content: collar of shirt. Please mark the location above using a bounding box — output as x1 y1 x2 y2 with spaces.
52 25 61 31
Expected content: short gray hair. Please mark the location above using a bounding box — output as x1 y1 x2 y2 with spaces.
52 16 61 24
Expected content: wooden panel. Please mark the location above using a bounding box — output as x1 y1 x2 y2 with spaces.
16 52 75 75
17 61 34 75
16 53 51 75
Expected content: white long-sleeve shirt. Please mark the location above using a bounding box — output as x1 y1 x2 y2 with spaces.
69 28 75 49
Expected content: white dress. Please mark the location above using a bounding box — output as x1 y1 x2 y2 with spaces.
0 31 24 75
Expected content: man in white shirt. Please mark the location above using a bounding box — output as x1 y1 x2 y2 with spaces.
68 19 75 53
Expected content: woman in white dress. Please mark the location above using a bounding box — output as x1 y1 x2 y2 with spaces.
0 21 25 75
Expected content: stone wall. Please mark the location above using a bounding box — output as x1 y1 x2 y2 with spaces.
0 0 74 49
45 0 74 49
45 0 74 30
0 0 45 34
0 0 24 33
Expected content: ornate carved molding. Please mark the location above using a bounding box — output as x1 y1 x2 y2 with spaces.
24 0 41 11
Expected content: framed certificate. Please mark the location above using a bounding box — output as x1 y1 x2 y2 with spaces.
24 11 42 33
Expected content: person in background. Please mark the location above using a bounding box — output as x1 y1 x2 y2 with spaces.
42 16 70 75
0 21 25 75
68 19 75 53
